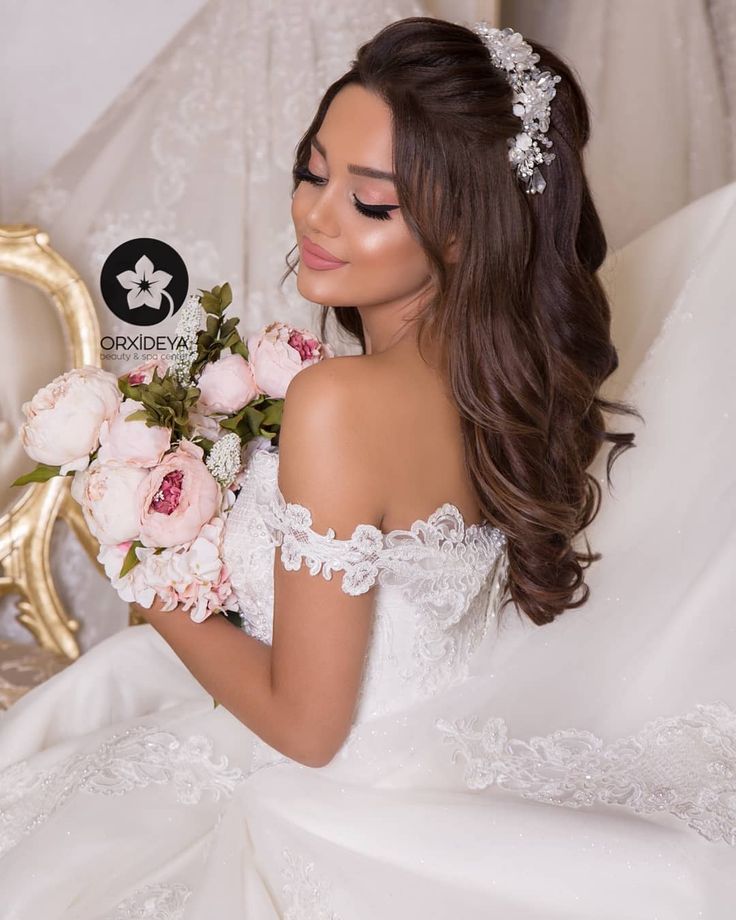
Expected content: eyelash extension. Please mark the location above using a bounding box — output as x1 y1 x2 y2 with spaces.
292 166 398 222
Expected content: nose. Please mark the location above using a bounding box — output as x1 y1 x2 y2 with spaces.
302 181 341 239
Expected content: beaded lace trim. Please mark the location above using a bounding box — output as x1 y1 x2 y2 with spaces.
281 846 342 919
435 699 736 845
100 882 193 919
0 724 246 857
250 447 507 598
228 448 509 702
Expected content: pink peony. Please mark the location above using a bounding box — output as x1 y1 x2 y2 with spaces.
19 365 122 475
246 322 334 399
196 353 259 414
136 439 220 548
189 408 224 442
137 517 237 621
71 460 148 544
97 399 171 467
125 356 169 386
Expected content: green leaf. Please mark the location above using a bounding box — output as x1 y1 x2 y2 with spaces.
222 331 241 349
220 282 233 308
119 540 143 577
244 406 265 437
194 436 215 453
11 463 62 486
124 409 149 423
261 400 284 426
201 298 221 316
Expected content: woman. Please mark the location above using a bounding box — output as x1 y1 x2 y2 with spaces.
1 17 734 919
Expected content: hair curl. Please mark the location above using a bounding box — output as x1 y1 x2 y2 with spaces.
280 16 642 627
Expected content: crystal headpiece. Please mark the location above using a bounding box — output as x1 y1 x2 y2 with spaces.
472 22 562 195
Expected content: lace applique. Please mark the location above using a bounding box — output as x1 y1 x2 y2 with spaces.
0 724 246 857
222 450 281 645
281 847 342 919
435 700 736 845
100 882 192 919
252 447 506 599
227 448 509 702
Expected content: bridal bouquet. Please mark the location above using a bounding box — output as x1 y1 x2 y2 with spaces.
12 283 334 624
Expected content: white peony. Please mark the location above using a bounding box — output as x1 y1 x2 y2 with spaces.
20 365 122 475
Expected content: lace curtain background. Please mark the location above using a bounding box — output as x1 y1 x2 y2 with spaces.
0 0 426 650
0 0 733 651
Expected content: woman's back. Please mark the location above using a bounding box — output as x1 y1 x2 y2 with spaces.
222 382 509 771
358 342 488 533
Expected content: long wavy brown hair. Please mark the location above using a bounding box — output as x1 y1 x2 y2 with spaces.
279 16 641 627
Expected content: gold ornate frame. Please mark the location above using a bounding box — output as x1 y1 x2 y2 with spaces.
0 224 104 660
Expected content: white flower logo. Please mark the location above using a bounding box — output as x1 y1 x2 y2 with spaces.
116 255 174 318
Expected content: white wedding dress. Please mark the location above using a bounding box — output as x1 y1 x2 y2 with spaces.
2 182 736 917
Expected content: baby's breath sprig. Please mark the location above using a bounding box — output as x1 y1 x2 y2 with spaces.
205 432 242 487
172 293 205 386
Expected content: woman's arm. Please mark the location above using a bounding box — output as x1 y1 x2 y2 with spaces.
136 356 385 768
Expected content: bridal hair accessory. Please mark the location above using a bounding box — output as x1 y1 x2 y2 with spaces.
472 22 562 195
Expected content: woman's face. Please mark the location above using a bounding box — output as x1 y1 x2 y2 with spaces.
291 84 433 317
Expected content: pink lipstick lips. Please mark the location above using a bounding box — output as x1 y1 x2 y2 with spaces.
301 236 348 271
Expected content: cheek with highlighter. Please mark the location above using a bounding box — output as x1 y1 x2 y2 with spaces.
291 187 432 310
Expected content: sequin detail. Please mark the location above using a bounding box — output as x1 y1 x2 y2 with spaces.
223 447 509 712
436 700 736 845
253 447 506 599
100 882 193 919
0 724 246 856
281 846 342 919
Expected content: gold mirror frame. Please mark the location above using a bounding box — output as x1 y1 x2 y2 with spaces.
0 224 104 660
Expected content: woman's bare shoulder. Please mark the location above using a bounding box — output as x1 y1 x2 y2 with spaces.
283 353 395 427
277 355 390 535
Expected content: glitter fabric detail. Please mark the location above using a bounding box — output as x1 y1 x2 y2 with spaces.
281 847 342 919
0 724 246 856
100 882 193 919
436 700 736 845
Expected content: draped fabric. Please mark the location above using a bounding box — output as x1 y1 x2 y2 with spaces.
1 181 735 918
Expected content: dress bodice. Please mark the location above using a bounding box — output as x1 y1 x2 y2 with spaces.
222 448 508 739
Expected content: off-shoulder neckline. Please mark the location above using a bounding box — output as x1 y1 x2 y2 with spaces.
248 447 506 547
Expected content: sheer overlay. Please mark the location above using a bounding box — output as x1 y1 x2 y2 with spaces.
1 183 735 917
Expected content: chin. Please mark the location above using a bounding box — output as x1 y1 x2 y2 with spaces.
296 270 343 306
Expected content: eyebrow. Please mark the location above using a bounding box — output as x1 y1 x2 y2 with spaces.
311 135 396 182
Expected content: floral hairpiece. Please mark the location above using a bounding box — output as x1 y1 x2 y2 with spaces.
472 22 562 195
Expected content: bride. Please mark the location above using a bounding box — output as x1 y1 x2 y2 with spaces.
2 17 735 919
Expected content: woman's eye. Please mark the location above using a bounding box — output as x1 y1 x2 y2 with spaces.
352 198 398 222
293 166 325 187
292 166 398 222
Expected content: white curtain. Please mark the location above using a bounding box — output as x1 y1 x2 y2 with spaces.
1 0 733 652
1 0 426 651
501 0 735 249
